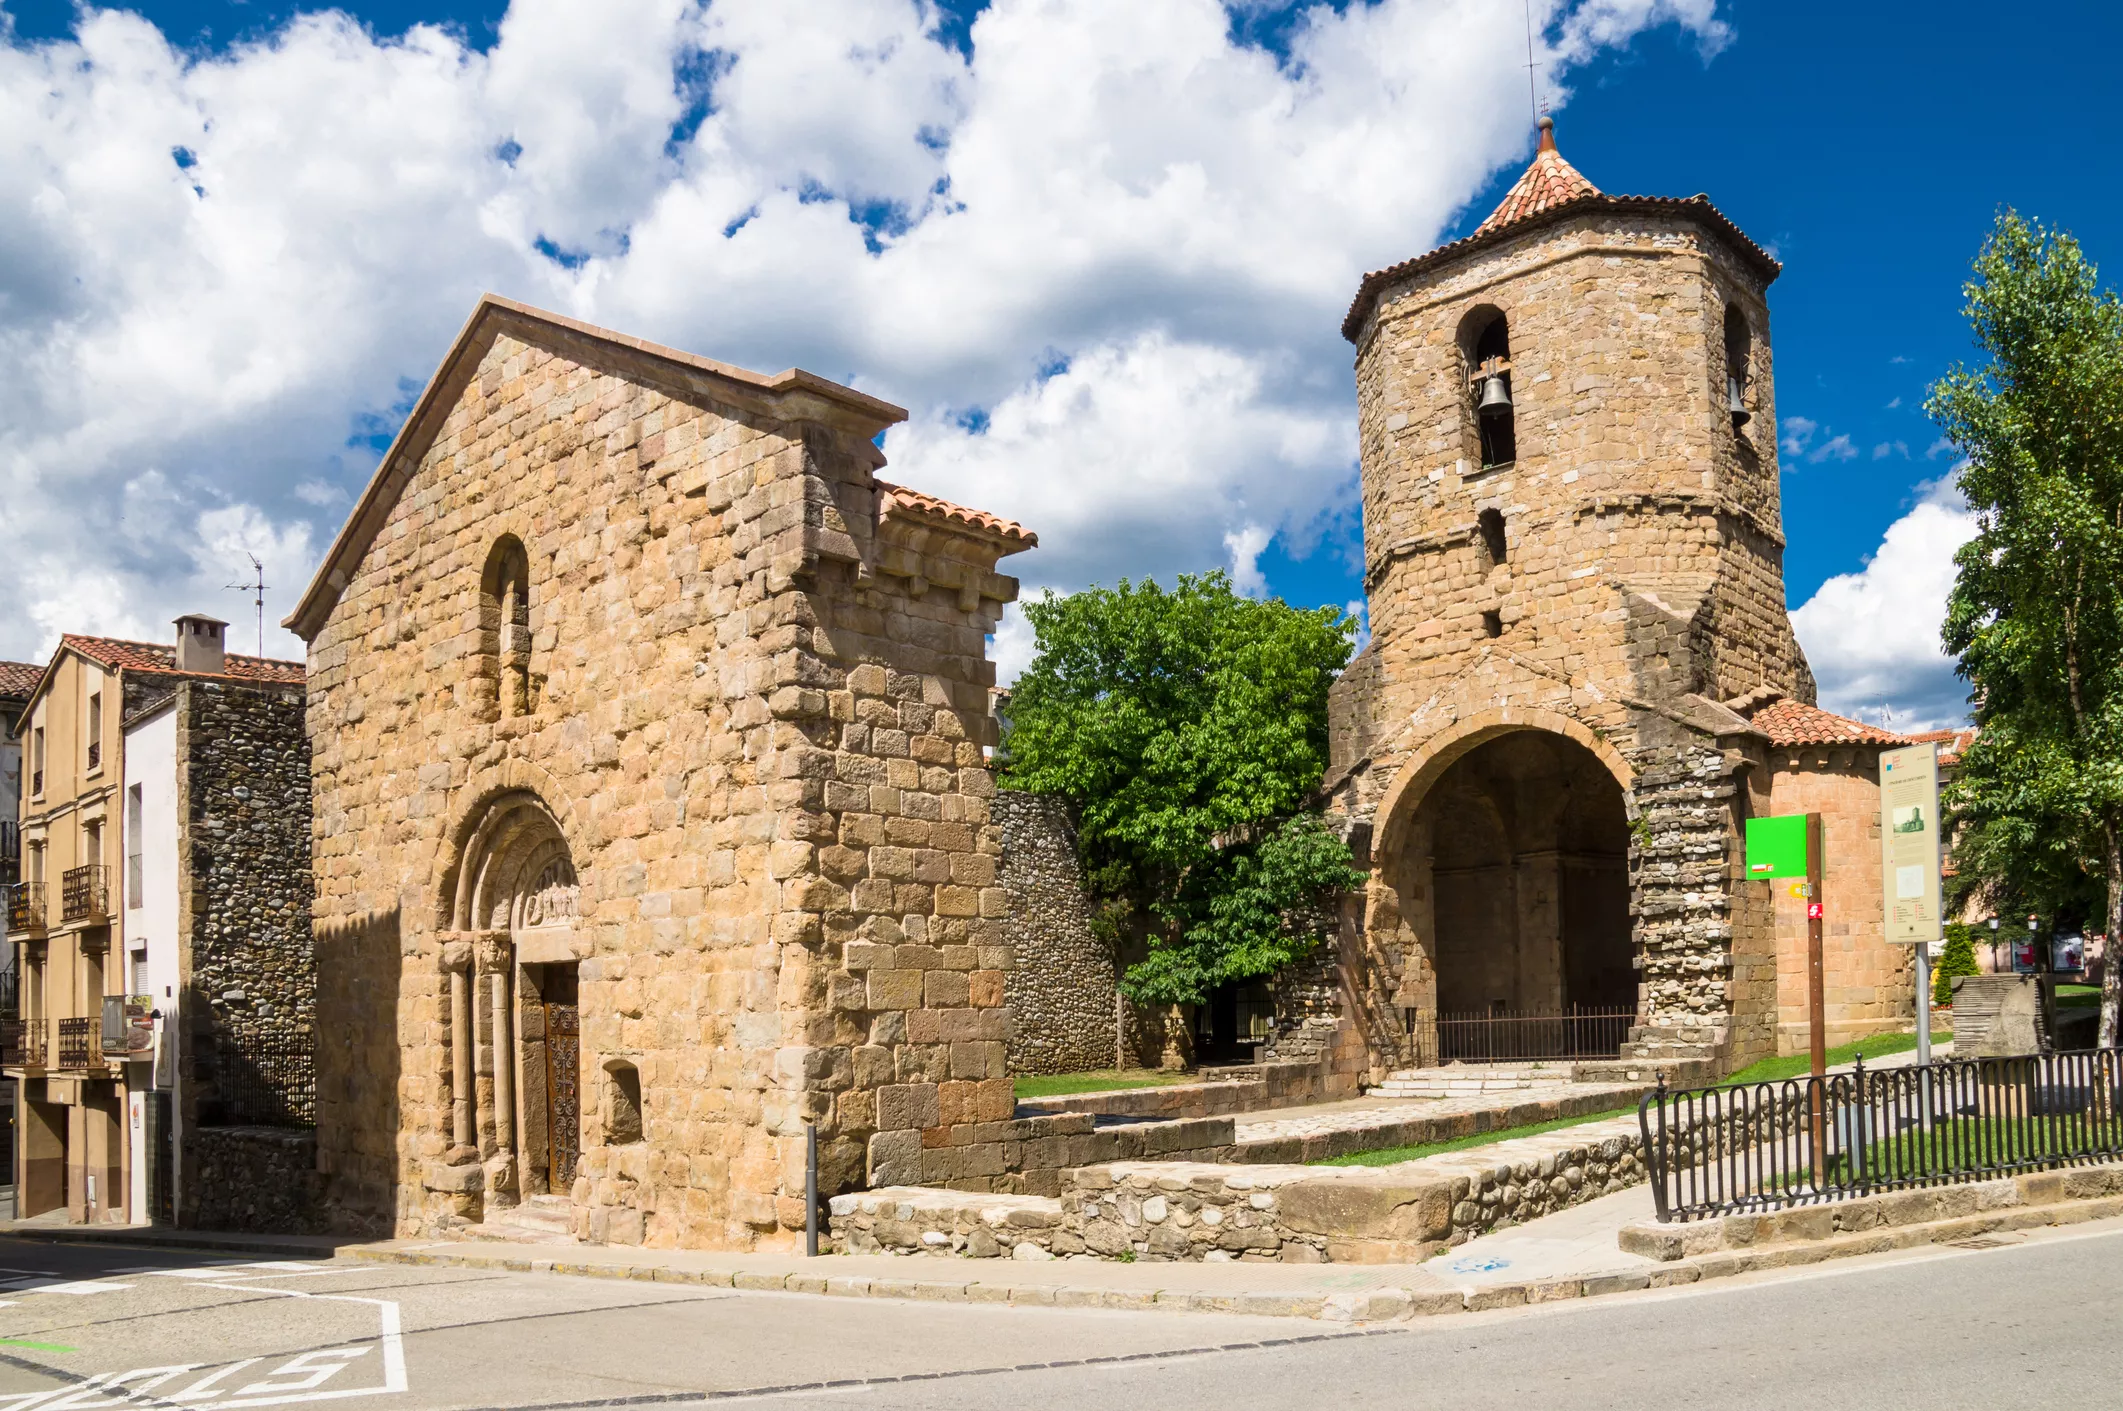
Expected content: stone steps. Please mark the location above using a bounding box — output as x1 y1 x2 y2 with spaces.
463 1195 576 1244
1370 1064 1581 1098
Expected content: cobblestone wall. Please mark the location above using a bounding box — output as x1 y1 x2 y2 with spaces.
995 791 1116 1076
174 678 320 1230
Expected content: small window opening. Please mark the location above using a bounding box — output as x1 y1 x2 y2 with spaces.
126 785 143 908
1724 305 1752 430
604 1062 643 1145
480 537 533 720
1481 610 1504 639
1470 315 1516 467
1477 508 1508 567
87 692 102 771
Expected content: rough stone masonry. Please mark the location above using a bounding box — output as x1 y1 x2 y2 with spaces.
288 296 1035 1250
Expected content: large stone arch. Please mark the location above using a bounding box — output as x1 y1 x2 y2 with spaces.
1367 708 1639 1064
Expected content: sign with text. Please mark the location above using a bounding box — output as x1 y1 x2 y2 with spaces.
1878 742 1943 944
1745 814 1810 880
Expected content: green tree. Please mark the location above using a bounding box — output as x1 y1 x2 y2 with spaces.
1932 923 1983 1008
1933 210 2123 1047
999 572 1363 1005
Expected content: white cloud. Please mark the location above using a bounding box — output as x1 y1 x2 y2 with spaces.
1871 440 1908 460
1791 477 1978 731
0 0 1732 666
1224 524 1274 598
1926 436 1958 460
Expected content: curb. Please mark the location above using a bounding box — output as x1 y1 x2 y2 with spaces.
1 1226 354 1259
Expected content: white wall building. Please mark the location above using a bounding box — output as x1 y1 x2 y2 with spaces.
122 698 182 1223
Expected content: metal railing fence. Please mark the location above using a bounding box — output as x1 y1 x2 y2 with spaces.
61 864 110 923
1640 1047 2123 1222
1 1017 42 1068
4 882 43 934
57 1016 95 1069
1409 1005 1636 1065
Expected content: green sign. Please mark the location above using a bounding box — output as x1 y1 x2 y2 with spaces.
1744 814 1809 880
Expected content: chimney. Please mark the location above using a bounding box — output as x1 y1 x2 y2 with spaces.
174 614 228 675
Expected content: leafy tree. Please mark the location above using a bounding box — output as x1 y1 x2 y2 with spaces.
1933 923 1983 1008
1933 211 2123 1046
999 572 1363 1006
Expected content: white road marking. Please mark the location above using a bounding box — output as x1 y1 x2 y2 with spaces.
0 1281 135 1296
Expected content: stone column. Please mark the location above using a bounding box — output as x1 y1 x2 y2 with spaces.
490 964 513 1153
445 944 474 1157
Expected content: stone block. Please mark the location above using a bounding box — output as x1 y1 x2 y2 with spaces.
1276 1176 1453 1243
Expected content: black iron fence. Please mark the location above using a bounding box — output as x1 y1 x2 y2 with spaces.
1640 1048 2123 1222
1409 1005 1636 1064
61 864 110 924
4 881 43 934
1 1018 41 1068
57 1016 95 1069
203 1029 317 1128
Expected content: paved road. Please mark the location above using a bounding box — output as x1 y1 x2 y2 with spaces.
0 1224 2115 1410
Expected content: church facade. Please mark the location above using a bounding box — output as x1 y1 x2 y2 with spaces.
289 297 1034 1247
1323 119 1916 1078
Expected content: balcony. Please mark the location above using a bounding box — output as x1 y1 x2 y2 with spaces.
87 740 101 771
61 864 110 925
58 1017 95 1070
1 1018 44 1069
5 881 45 936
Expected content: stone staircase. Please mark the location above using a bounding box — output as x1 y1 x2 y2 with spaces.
464 1194 576 1244
1369 1062 1581 1098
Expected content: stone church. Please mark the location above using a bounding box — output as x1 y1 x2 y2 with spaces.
1322 118 1916 1080
288 297 1035 1247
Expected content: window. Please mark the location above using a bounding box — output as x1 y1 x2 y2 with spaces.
1724 304 1753 431
480 537 534 720
130 949 149 997
31 725 44 796
1481 609 1504 640
1477 508 1508 567
1461 309 1517 468
126 785 144 908
86 692 102 771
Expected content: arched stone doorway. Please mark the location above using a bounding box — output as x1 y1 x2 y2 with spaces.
445 790 584 1204
1390 730 1636 1061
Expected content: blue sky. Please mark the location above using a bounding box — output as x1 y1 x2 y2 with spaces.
1 1 2114 727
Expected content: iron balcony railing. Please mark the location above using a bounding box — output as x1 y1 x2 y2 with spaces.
5 881 44 934
1 1018 44 1068
1408 1005 1637 1065
1640 1047 2123 1223
61 864 110 924
86 739 101 771
57 1016 96 1070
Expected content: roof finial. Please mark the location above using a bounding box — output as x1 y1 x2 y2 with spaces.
1537 113 1556 153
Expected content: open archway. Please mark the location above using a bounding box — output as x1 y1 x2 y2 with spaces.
1390 729 1635 1061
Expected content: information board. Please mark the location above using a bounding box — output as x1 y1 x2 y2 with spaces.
1878 741 1943 944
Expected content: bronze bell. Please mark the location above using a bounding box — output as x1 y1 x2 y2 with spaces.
1728 376 1750 427
1477 374 1513 418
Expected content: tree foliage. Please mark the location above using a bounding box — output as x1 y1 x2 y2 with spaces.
1933 210 2123 1044
1933 923 1984 1008
999 572 1363 1005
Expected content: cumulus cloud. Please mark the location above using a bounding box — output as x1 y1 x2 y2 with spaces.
1790 477 1979 731
0 0 1731 667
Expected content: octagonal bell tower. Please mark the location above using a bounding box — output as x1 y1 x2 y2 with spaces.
1324 117 1816 1079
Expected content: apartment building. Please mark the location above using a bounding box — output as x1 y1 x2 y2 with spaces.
3 616 307 1224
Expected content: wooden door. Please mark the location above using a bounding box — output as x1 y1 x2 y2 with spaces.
543 965 581 1190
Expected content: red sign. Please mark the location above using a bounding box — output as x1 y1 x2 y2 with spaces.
1807 902 1823 919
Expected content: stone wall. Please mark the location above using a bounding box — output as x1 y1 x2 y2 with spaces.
299 300 1030 1250
173 678 319 1230
1761 746 1916 1052
995 791 1117 1076
188 1127 326 1234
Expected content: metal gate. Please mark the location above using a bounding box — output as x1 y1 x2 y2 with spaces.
545 1000 580 1190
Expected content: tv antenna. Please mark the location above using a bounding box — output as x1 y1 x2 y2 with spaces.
226 553 269 657
1524 0 1541 129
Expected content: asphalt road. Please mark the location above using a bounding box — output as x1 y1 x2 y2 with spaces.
0 1225 2116 1411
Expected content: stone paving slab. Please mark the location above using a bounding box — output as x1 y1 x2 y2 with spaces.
1231 1083 1648 1163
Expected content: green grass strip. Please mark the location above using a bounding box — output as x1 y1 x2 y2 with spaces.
0 1339 77 1353
1014 1069 1198 1100
1314 1107 1636 1168
1722 1029 1953 1088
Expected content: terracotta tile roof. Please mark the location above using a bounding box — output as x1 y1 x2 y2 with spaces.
876 480 1038 549
1908 726 1978 766
1341 118 1780 343
0 660 41 700
1751 698 1909 749
63 634 305 685
1475 117 1601 234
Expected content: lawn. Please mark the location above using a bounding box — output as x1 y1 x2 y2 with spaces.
1721 1028 1955 1088
1013 1069 1198 1100
2056 984 2101 1008
1314 1107 1636 1168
